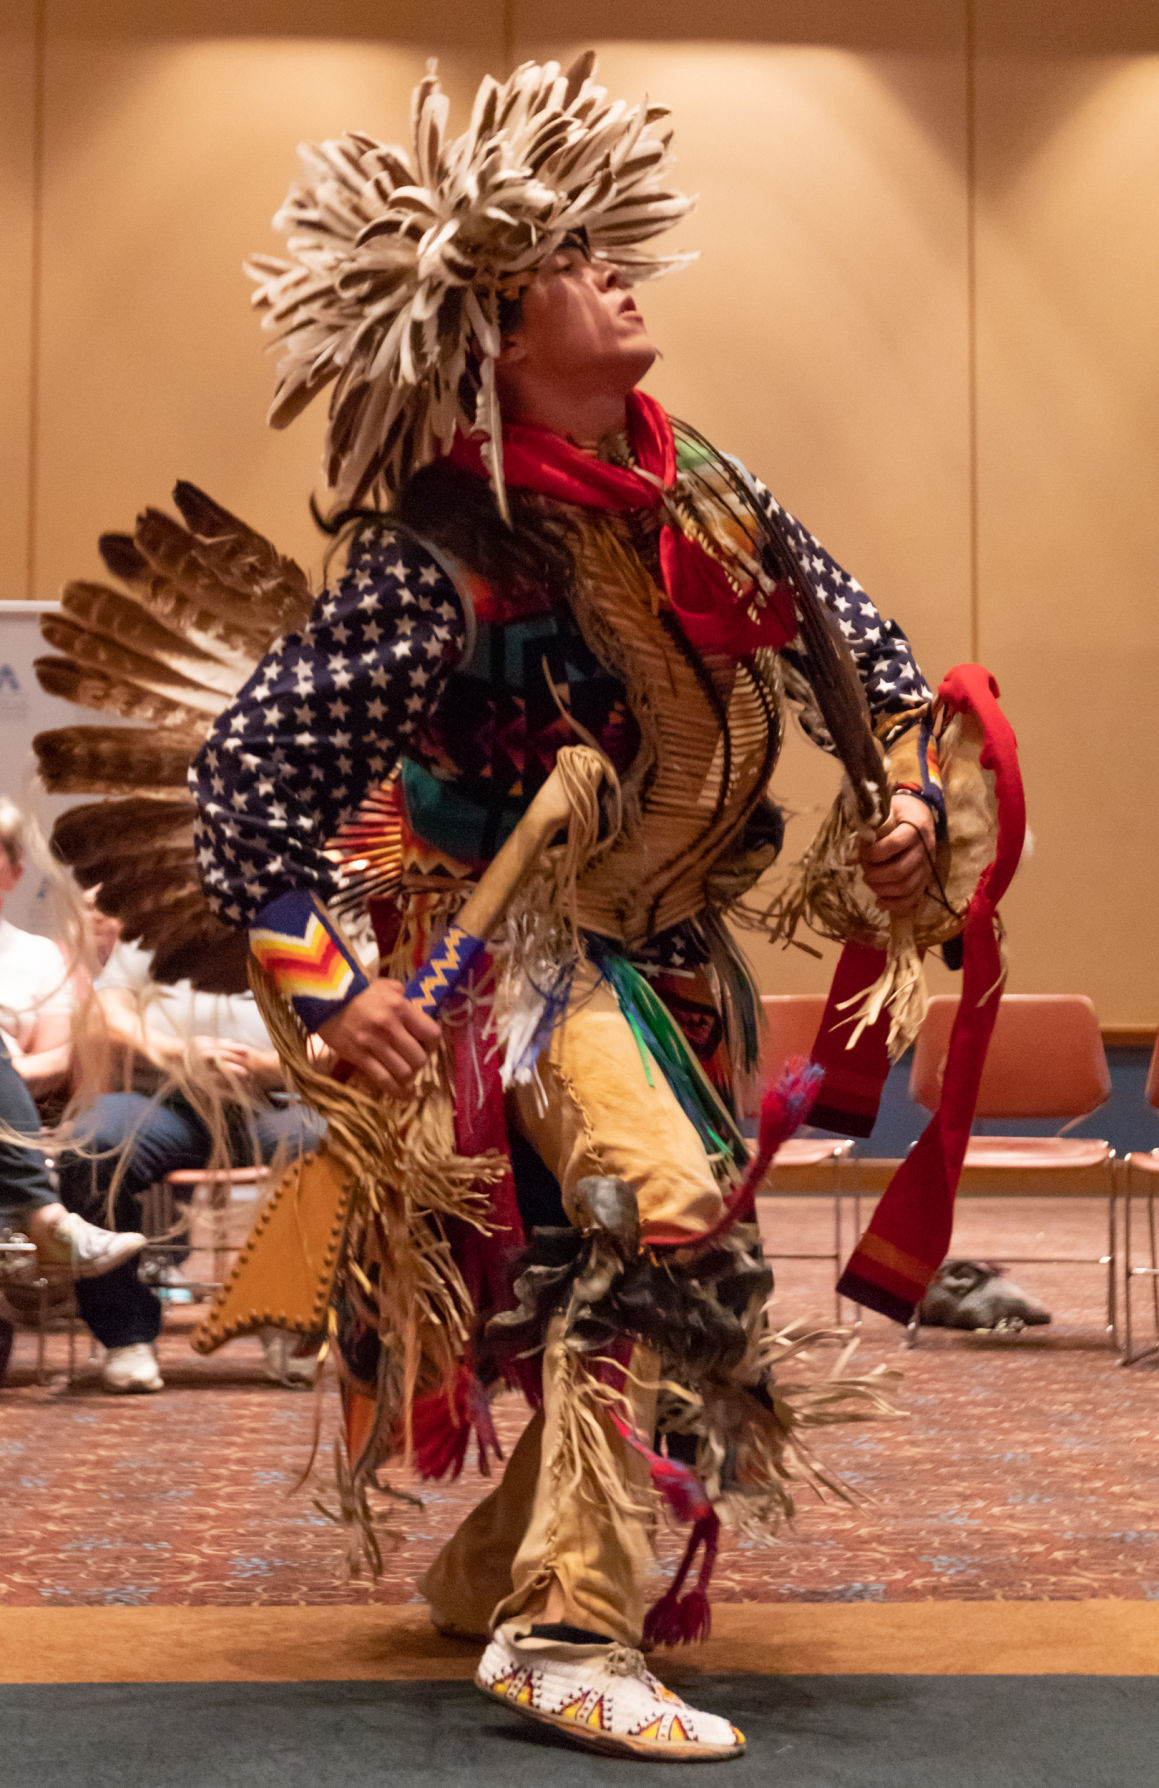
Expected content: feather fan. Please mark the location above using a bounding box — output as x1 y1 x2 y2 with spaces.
33 486 316 992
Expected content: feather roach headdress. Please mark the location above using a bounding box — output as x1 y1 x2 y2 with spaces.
248 51 694 514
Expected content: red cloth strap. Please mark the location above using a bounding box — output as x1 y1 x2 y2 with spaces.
832 664 1026 1323
807 943 894 1139
446 390 796 656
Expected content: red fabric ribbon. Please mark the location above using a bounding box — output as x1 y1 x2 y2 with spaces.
828 665 1026 1324
447 390 796 656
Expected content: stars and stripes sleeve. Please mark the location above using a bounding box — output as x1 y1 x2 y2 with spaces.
741 473 930 720
191 522 466 1029
743 470 943 829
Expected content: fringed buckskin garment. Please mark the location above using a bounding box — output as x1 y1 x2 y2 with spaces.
33 51 1022 1763
189 388 940 1640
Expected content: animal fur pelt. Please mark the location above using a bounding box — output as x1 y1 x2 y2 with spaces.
32 484 314 992
918 1259 1051 1332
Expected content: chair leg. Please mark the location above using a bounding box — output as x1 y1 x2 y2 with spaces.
1123 1169 1134 1364
35 1277 48 1386
1121 1165 1159 1368
1106 1168 1119 1352
1148 1190 1159 1336
831 1155 842 1323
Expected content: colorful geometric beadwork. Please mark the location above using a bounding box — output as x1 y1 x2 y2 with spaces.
250 889 369 1032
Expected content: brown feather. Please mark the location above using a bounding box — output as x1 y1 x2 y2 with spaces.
34 730 196 796
134 507 306 648
61 582 246 699
99 534 263 668
101 882 249 995
125 887 229 950
172 482 312 630
152 927 251 995
50 798 195 867
130 510 282 649
34 656 210 732
48 488 311 995
69 845 194 897
98 532 151 583
40 616 224 716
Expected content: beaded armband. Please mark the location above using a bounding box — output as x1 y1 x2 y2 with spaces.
885 712 946 837
250 891 370 1033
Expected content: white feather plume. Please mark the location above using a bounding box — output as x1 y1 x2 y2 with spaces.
248 51 695 512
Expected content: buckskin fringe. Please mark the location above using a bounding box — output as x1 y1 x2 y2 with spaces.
657 1320 899 1544
249 955 502 1467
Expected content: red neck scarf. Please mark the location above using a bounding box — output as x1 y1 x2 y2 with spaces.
447 390 795 657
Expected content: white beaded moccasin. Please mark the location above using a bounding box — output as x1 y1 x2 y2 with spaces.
476 1625 745 1762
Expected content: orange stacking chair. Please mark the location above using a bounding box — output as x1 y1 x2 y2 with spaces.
1121 1030 1159 1366
747 994 855 1317
909 993 1117 1345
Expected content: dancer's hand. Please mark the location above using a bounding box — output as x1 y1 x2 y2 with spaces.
859 792 936 914
317 979 442 1097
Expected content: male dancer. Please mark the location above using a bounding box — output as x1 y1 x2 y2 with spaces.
192 56 941 1760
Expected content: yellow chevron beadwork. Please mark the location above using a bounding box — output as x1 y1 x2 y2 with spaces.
251 912 356 1004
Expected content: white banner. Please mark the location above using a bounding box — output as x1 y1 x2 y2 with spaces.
0 601 94 936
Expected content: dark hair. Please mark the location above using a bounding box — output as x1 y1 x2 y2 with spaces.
314 462 576 607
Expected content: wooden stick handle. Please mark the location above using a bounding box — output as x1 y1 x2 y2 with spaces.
403 749 594 1017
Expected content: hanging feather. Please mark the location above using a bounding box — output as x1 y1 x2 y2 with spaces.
151 926 252 995
49 799 194 866
671 418 887 832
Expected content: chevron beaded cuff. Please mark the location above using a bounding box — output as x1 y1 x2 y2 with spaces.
250 891 370 1033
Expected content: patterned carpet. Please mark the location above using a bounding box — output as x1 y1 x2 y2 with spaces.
3 1197 1157 1611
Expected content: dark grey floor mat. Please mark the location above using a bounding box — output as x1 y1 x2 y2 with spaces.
3 1675 1156 1787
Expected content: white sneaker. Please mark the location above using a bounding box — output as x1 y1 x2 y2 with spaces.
38 1212 147 1281
259 1327 319 1387
476 1625 745 1761
101 1342 164 1393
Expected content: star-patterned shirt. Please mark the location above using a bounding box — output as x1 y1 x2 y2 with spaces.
748 475 931 749
192 481 930 1026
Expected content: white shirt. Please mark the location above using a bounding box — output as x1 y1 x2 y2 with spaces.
97 939 273 1052
0 916 75 1045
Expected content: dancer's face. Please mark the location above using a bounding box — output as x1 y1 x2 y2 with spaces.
499 242 658 400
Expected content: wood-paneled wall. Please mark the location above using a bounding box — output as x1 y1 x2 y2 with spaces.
4 2 1156 1022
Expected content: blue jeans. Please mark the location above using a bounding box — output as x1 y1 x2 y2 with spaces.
56 1092 319 1348
0 1034 56 1214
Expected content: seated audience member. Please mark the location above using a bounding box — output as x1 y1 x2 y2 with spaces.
57 932 318 1393
0 1035 146 1276
0 796 76 1104
0 798 144 1275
